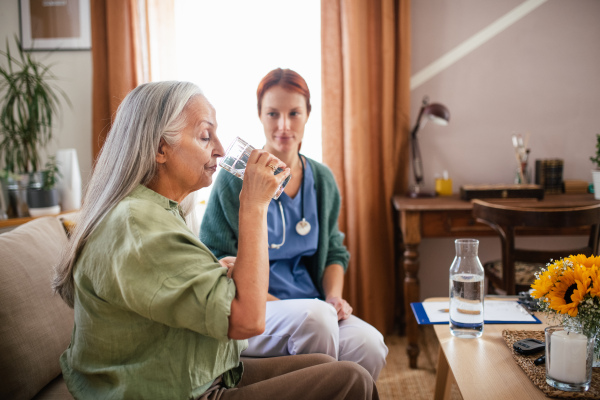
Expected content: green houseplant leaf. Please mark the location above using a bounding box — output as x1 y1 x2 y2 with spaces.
42 156 61 191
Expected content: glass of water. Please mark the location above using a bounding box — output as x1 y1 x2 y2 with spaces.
219 136 291 200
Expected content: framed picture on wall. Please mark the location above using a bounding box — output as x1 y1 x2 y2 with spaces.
19 0 91 51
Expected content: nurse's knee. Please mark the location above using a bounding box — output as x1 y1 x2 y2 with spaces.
289 300 339 356
341 325 388 380
364 331 388 360
362 335 388 380
299 299 339 334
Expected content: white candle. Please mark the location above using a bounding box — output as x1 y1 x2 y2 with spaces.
548 330 588 383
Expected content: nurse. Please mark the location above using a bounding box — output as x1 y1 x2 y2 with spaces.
201 68 388 380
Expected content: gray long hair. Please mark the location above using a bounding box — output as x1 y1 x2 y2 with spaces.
53 81 204 307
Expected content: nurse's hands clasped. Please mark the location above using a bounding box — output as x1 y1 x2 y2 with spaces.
326 296 353 321
240 149 290 207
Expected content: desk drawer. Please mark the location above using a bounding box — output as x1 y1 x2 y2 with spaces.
421 210 493 237
420 210 591 237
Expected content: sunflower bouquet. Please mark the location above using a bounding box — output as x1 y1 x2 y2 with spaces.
531 254 600 360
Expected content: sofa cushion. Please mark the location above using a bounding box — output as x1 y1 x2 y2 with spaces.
0 217 74 400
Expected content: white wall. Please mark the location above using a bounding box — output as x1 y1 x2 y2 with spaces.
0 0 93 185
411 0 600 300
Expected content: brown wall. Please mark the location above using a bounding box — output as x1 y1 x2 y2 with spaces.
410 0 600 299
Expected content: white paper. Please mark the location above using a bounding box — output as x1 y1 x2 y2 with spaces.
422 301 537 323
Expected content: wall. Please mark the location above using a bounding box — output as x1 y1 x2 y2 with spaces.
411 0 600 300
0 0 93 185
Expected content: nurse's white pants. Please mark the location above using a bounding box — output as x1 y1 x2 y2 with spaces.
241 298 388 380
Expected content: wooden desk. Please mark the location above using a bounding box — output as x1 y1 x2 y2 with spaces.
430 297 549 400
392 193 599 368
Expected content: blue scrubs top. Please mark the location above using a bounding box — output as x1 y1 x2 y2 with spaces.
267 157 320 300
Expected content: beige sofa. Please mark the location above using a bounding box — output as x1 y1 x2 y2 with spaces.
0 216 74 399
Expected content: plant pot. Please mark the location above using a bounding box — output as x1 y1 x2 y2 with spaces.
26 187 60 217
7 174 30 218
592 170 600 200
0 177 9 220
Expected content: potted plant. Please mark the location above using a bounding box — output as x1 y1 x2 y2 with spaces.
590 134 600 200
0 169 11 219
26 156 61 216
0 36 69 216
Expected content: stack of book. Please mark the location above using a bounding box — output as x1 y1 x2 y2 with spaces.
535 159 564 194
563 180 590 194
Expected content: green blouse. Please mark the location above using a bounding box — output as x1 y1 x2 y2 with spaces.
60 185 246 400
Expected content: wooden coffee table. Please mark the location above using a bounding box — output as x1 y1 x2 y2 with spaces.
431 297 548 400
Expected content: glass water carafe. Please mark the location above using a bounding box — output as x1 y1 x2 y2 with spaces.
449 238 485 338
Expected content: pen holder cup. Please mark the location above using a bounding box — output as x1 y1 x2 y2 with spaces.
435 178 453 196
545 326 594 392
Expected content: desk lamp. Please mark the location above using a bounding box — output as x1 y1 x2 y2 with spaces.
408 96 450 198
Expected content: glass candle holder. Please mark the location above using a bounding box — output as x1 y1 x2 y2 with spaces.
545 325 594 392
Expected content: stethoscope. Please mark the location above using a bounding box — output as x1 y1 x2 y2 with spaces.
269 153 311 249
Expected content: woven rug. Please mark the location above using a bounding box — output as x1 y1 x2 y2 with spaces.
502 330 600 398
377 326 462 400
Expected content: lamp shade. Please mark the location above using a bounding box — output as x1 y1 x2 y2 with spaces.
408 96 450 197
423 103 450 126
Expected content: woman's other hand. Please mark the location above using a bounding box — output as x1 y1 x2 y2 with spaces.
219 256 236 278
325 296 353 321
239 149 290 206
267 293 280 301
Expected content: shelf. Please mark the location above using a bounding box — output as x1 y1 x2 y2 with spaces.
0 210 78 229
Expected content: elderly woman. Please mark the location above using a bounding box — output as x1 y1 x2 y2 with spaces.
53 81 378 400
201 69 388 380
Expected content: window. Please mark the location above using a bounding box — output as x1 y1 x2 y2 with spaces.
174 0 322 161
174 0 322 226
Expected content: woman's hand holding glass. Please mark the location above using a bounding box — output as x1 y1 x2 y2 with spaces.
239 149 290 207
228 149 289 340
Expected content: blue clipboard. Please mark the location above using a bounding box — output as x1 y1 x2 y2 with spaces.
410 302 542 325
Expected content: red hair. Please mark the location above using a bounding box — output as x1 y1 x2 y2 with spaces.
256 68 311 116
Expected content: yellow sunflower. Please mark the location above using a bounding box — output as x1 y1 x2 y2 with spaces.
589 265 600 297
566 254 600 270
531 270 556 299
548 259 567 275
547 266 591 317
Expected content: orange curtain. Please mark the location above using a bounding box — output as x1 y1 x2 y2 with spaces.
90 0 175 160
321 0 411 334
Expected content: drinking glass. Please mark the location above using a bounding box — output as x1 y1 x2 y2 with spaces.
219 136 291 200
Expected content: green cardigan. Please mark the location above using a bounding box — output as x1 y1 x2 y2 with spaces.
200 157 350 298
